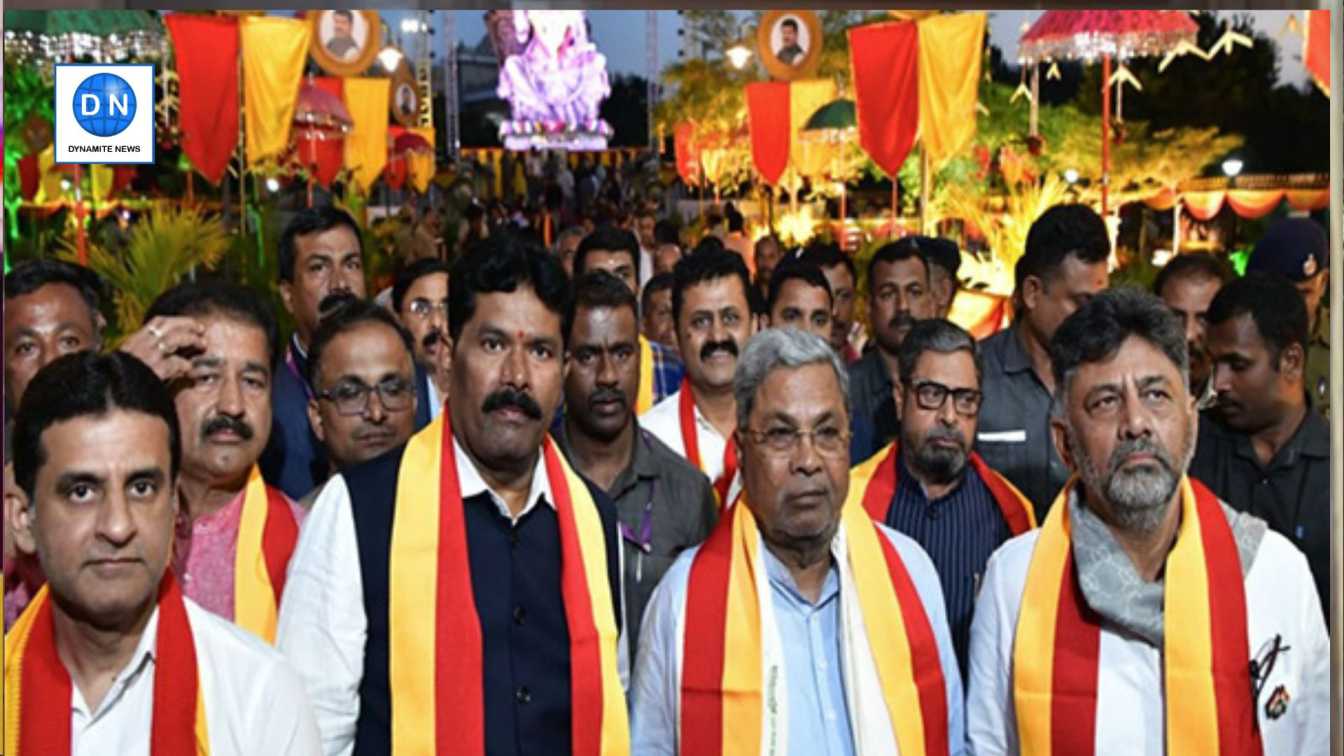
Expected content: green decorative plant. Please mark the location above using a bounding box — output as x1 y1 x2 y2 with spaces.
57 205 230 343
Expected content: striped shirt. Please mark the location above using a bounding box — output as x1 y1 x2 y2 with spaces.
885 453 1012 678
645 339 684 406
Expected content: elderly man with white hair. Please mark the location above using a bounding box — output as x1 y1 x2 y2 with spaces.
630 327 965 756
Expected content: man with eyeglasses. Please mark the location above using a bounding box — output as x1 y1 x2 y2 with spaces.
849 319 1035 677
392 257 452 420
299 299 420 510
631 328 964 755
555 272 717 660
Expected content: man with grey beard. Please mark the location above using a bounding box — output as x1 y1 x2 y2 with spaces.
849 319 1036 678
966 288 1327 755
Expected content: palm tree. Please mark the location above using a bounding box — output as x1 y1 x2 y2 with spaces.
58 205 230 343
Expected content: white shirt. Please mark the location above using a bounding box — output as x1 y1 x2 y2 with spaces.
276 431 624 756
639 246 655 291
426 378 442 421
967 525 1329 755
640 388 741 503
641 388 727 482
65 598 320 755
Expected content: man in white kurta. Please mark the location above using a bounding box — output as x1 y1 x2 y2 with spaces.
967 489 1329 755
965 287 1328 756
640 245 756 503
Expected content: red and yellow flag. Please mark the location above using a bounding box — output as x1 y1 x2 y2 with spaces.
852 442 1036 534
681 491 949 755
5 574 209 755
386 414 628 755
678 378 738 505
233 466 300 644
1012 476 1262 755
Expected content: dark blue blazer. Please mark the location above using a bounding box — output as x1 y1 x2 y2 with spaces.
342 444 622 756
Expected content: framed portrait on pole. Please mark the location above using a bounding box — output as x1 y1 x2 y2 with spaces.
757 10 823 81
308 10 382 77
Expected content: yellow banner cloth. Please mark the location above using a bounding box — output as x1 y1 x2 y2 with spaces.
789 78 839 180
240 16 311 168
917 13 986 167
342 78 391 193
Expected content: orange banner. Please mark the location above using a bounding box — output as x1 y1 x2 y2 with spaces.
1225 189 1285 219
1182 190 1226 221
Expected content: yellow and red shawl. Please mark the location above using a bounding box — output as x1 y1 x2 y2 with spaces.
386 414 628 754
1013 476 1262 755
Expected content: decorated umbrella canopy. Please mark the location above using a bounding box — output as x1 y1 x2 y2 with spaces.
1018 11 1197 214
801 99 859 231
292 80 352 207
802 99 856 137
391 132 432 156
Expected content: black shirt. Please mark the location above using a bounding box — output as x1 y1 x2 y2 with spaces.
884 453 1013 679
847 348 900 462
1189 408 1330 624
973 326 1069 521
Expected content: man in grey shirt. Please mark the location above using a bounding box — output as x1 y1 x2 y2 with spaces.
975 204 1109 520
555 272 718 656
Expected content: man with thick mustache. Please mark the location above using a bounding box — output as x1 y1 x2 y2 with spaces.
263 207 369 500
967 288 1327 755
641 246 757 505
278 235 628 755
555 272 717 659
849 319 1035 678
632 328 964 755
848 238 936 462
144 282 305 644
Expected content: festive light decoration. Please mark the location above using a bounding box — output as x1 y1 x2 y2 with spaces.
4 27 164 66
494 10 613 151
1017 10 1198 65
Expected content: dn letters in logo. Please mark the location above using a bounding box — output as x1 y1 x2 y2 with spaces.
54 64 155 164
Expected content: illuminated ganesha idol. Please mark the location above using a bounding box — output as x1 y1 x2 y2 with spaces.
496 10 613 150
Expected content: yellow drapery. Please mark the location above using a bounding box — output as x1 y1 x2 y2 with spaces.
341 78 391 193
916 13 986 167
240 16 311 168
789 78 839 181
407 127 436 194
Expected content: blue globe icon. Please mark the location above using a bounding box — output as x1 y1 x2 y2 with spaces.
73 73 137 137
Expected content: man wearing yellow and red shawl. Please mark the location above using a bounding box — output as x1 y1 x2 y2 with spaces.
145 283 305 646
4 351 320 754
631 328 965 756
966 289 1328 756
852 319 1036 680
277 237 628 756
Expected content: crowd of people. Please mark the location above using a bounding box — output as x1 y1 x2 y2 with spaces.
1 192 1331 754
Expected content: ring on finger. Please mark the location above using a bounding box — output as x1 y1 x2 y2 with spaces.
148 324 163 340
157 339 169 355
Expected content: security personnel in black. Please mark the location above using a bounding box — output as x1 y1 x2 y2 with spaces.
1190 272 1330 623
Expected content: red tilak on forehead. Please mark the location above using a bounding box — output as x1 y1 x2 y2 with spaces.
517 330 525 341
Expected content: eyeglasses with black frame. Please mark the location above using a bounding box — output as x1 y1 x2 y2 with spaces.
908 379 982 417
742 424 850 456
317 377 415 416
